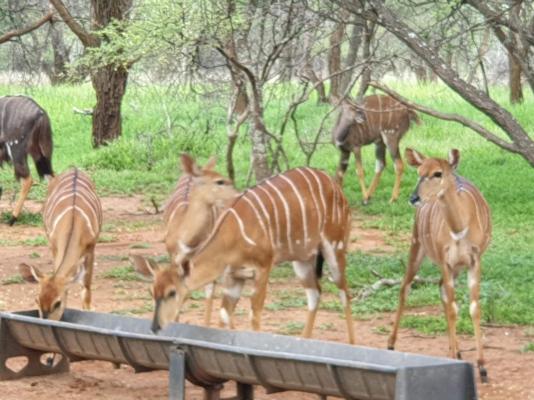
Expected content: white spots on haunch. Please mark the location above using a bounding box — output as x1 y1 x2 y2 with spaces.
305 288 320 311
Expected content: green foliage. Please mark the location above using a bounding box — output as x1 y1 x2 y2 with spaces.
2 275 24 285
523 343 534 353
102 265 143 282
1 212 42 226
400 314 474 336
278 321 305 335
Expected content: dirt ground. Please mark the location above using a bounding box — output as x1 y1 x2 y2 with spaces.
0 195 533 399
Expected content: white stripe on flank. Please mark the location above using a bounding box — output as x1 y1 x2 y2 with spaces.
229 209 256 246
280 174 308 245
248 189 275 247
257 185 281 248
166 201 188 223
295 169 321 231
49 206 96 238
461 189 484 231
242 194 268 237
304 168 327 218
266 180 293 253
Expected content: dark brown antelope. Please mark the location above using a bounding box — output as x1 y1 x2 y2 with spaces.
388 148 492 382
135 167 355 344
132 154 245 326
0 95 54 225
333 94 420 204
19 168 102 320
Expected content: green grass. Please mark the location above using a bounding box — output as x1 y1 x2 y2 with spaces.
522 343 534 353
278 321 305 335
1 212 42 226
1 81 534 328
2 275 24 285
102 265 143 281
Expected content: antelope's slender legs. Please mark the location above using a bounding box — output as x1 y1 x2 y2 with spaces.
82 246 95 310
366 143 386 202
292 259 321 339
10 175 33 225
250 266 271 331
203 282 215 326
388 234 425 350
468 257 488 382
219 272 246 329
334 251 355 344
390 157 404 203
335 148 350 186
440 265 459 359
352 147 368 203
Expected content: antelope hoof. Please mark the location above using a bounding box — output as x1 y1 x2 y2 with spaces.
8 216 17 226
479 366 488 383
387 345 394 351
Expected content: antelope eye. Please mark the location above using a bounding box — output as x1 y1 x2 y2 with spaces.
433 171 442 178
215 179 226 185
167 289 177 298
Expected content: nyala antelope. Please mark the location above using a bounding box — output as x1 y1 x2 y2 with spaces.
388 148 491 382
19 168 102 320
132 154 250 327
136 167 355 344
333 94 420 204
0 95 54 225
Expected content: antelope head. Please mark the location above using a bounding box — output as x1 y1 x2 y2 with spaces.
175 154 238 263
18 263 85 320
406 148 460 207
332 101 366 149
131 255 190 333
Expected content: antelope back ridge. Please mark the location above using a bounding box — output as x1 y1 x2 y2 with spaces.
19 168 102 320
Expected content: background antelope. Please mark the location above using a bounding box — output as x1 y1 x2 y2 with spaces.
388 148 492 382
333 94 420 204
132 154 250 327
19 168 102 320
136 167 355 344
0 95 54 225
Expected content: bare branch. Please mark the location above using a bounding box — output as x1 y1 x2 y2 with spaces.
0 11 54 45
49 0 98 47
369 81 519 153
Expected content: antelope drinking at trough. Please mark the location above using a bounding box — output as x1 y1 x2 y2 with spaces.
19 168 102 320
135 167 356 344
132 154 252 327
333 94 420 204
0 95 54 225
387 148 491 382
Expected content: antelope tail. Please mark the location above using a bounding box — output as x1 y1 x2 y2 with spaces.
34 114 54 178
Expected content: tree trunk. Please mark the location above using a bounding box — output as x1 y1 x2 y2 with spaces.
509 52 523 104
328 21 345 101
300 29 328 103
47 19 70 85
91 65 128 147
338 17 364 94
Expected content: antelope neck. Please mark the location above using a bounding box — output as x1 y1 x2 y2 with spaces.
437 179 468 238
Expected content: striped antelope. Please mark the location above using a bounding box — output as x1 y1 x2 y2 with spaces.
333 94 420 204
19 168 102 320
0 95 54 225
388 148 491 382
132 154 250 328
136 167 356 344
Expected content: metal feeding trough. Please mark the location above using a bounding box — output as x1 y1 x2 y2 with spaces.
0 309 477 400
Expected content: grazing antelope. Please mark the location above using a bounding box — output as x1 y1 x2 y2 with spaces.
333 94 420 204
0 95 54 225
132 154 246 326
136 167 355 344
388 148 491 382
19 168 102 320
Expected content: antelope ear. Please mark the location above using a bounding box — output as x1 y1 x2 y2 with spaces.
131 255 158 280
19 263 43 284
203 156 217 171
180 154 202 176
448 149 460 170
405 148 426 167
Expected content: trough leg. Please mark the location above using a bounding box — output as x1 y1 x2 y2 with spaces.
169 348 186 400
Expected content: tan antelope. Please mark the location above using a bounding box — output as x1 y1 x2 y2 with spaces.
135 167 356 344
19 168 102 320
0 95 54 225
132 154 248 327
388 148 491 382
333 94 420 204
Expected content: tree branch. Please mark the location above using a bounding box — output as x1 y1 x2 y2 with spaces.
369 82 519 153
0 11 53 45
49 0 98 47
